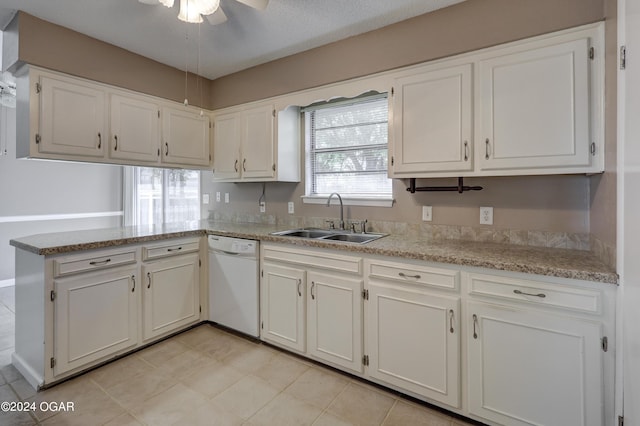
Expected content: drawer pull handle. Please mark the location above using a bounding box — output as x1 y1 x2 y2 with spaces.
131 275 135 293
167 247 182 252
311 282 315 300
147 272 151 289
472 314 478 339
399 272 421 279
114 135 118 151
89 258 111 266
297 279 302 297
234 159 239 172
513 289 546 298
165 142 169 156
463 141 469 161
98 132 102 149
449 309 455 333
485 138 490 159
243 158 246 172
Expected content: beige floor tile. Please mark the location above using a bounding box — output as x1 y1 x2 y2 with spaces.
211 375 279 420
0 409 37 426
9 377 37 401
131 383 209 426
40 395 124 426
102 369 176 411
137 339 190 367
221 344 277 374
252 352 309 391
312 412 355 426
172 399 243 426
0 364 22 384
156 348 213 379
180 359 244 398
383 400 452 426
174 324 223 347
27 377 107 422
103 412 144 426
88 354 155 389
0 383 18 403
247 393 322 426
327 382 396 426
284 367 349 409
201 334 256 362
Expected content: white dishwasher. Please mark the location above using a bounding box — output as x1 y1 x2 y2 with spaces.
208 235 259 338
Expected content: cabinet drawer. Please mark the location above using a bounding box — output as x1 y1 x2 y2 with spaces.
262 244 362 275
53 249 137 277
467 273 602 314
142 238 200 261
367 259 459 291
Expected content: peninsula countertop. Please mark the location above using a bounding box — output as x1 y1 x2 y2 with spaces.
10 220 618 285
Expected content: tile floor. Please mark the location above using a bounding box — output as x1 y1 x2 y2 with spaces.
0 286 478 426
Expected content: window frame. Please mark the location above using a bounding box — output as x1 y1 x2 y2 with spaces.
123 166 201 227
302 92 394 208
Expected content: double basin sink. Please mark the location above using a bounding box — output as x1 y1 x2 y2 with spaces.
271 228 386 244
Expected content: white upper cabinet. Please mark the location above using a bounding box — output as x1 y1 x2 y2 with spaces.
388 23 603 178
212 110 242 180
110 93 160 163
38 74 106 158
16 66 212 169
479 38 592 173
161 106 211 168
390 63 473 176
212 102 300 182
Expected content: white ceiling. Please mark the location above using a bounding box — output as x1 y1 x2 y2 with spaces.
0 0 464 80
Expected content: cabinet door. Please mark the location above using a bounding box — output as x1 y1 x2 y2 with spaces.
142 254 200 340
162 107 210 167
212 111 242 180
53 267 138 376
391 64 473 176
39 75 106 158
242 104 275 179
110 94 160 163
307 271 363 373
467 301 604 426
479 38 592 172
260 263 306 352
367 280 460 407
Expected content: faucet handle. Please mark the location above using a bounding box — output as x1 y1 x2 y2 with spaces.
360 219 368 234
325 220 335 230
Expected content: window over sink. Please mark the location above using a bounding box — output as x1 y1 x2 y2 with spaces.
303 92 394 207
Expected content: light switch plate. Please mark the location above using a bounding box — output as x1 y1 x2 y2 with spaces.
216 192 221 202
259 201 266 213
224 193 230 204
288 202 295 214
202 194 210 204
480 206 493 225
422 206 432 222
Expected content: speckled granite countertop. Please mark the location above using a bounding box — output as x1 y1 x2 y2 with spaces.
10 220 618 285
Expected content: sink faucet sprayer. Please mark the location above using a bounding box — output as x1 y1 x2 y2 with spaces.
326 193 345 230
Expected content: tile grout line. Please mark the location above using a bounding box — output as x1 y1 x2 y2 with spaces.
380 399 399 426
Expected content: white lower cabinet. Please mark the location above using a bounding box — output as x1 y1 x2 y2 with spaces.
365 259 461 408
467 301 604 426
260 262 306 352
307 271 363 373
142 253 200 341
53 266 138 376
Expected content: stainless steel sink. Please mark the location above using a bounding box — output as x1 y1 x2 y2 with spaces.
270 228 386 244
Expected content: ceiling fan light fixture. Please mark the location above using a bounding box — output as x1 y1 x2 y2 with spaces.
197 0 220 16
178 0 204 23
159 0 175 7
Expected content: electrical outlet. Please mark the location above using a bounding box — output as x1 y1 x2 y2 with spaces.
224 193 230 204
216 192 221 202
202 194 210 204
422 206 432 222
259 201 266 213
480 206 493 225
288 202 295 214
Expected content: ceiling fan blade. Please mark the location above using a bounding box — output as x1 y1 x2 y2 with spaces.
138 0 160 5
235 0 269 11
205 6 228 25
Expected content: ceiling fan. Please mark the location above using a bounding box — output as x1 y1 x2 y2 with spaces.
138 0 269 25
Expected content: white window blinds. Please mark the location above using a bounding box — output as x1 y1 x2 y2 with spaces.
306 94 392 197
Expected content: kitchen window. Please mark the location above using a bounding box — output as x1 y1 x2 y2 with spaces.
124 167 200 226
303 93 393 207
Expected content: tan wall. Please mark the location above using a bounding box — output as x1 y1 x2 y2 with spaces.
6 12 213 109
210 0 606 109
